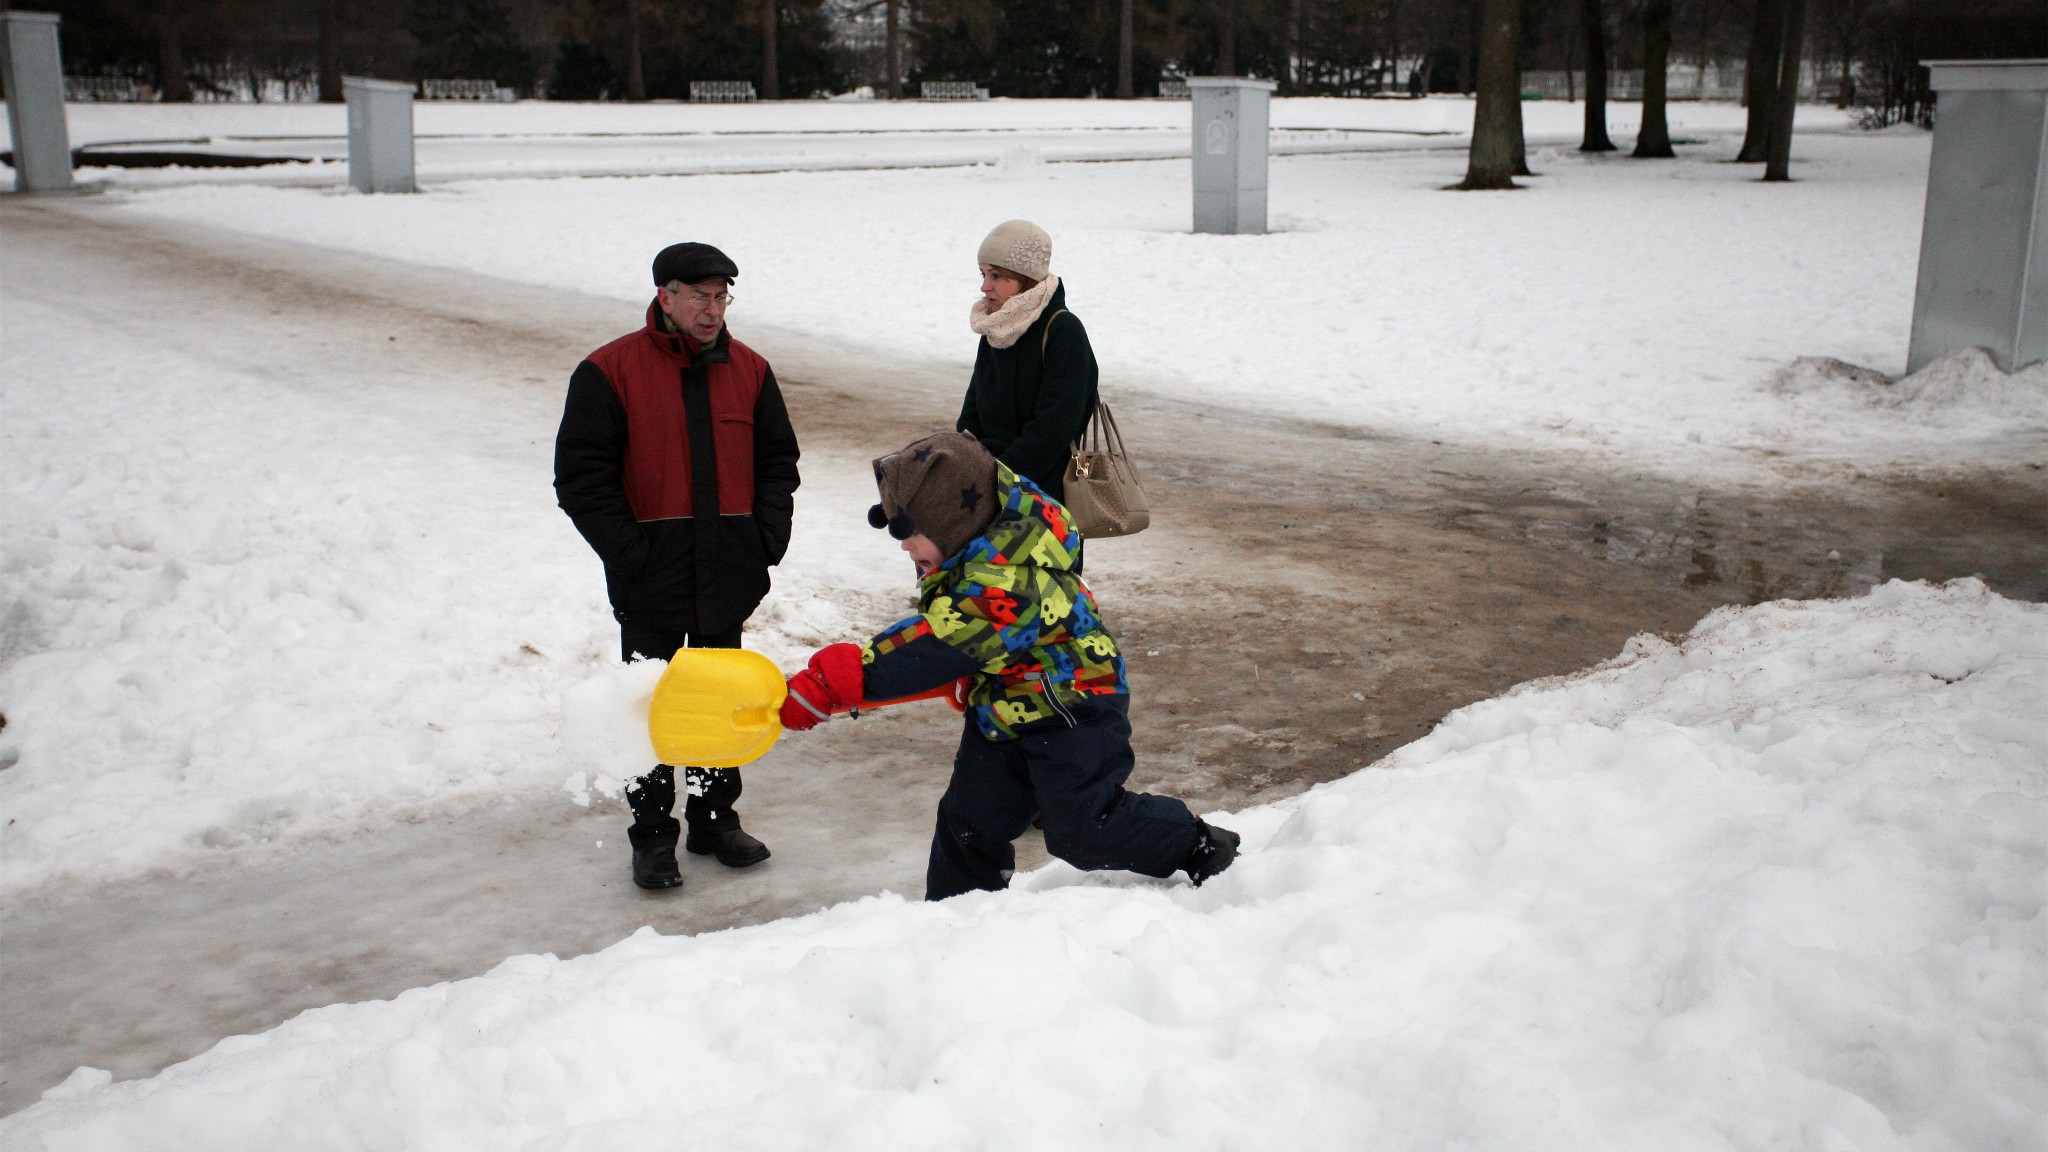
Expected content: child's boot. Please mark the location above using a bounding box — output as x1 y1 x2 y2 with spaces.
1182 819 1240 886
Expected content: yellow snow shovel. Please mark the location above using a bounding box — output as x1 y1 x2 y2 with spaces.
647 648 963 768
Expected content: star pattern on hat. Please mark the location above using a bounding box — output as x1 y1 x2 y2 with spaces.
911 446 935 462
959 485 982 511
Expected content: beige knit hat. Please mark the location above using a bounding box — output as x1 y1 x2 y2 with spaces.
977 219 1053 283
868 432 1001 562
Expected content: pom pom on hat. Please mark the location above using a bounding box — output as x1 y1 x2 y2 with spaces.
870 432 1001 562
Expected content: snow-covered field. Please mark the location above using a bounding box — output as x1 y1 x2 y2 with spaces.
7 579 2043 1149
5 98 2044 1144
60 103 2041 480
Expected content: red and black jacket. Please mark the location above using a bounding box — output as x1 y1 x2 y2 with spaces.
554 300 801 635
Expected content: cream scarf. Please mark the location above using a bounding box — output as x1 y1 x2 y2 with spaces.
968 275 1060 350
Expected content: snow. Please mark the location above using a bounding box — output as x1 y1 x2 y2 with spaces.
6 97 2043 1142
6 578 2042 1150
33 97 1856 188
0 265 905 895
68 102 2041 480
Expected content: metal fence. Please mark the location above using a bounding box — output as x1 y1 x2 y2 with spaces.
690 80 758 103
419 78 512 101
920 81 988 100
1520 62 1838 102
64 75 146 102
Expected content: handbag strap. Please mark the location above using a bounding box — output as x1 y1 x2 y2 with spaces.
1039 309 1068 356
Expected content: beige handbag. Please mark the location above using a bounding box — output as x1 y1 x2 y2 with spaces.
1041 310 1150 539
1062 401 1150 539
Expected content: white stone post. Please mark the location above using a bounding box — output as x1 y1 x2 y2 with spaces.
345 76 416 194
1 11 75 194
1907 59 2048 374
1189 76 1275 235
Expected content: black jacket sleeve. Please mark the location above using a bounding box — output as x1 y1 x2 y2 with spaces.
956 345 990 441
1004 314 1097 488
751 365 802 565
553 359 648 573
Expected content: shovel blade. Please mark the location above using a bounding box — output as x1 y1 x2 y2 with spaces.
647 648 787 768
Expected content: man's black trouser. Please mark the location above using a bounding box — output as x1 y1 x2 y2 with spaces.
926 695 1199 901
620 618 745 837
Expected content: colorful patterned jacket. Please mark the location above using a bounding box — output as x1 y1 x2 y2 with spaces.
860 465 1127 740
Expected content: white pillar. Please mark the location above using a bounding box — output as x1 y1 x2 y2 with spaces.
1189 76 1275 235
1 11 75 194
344 76 416 194
1907 59 2048 374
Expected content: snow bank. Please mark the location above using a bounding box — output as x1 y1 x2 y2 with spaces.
1769 349 2048 426
8 579 2041 1150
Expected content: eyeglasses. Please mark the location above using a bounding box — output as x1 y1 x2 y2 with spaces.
666 283 734 307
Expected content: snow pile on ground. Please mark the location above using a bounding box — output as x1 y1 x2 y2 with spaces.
1770 348 2048 425
8 579 2040 1151
0 283 903 896
100 126 2030 478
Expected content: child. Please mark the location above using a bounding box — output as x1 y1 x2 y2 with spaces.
778 431 1238 900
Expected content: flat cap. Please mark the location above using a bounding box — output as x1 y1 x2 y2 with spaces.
652 242 739 286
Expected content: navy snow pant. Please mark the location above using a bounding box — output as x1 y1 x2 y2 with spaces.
620 619 745 837
926 695 1199 901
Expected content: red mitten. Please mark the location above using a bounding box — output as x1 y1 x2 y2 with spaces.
778 643 866 731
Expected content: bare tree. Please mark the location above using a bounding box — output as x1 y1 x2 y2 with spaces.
761 0 780 98
625 0 646 100
1460 0 1522 188
1633 0 1675 157
1579 0 1615 150
157 0 192 102
1763 0 1807 180
886 0 901 98
1118 0 1133 97
317 0 342 102
1737 0 1785 162
1219 0 1238 75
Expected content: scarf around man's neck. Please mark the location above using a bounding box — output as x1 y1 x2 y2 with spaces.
968 274 1060 350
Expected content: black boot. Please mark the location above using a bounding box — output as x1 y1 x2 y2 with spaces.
685 814 771 868
1182 819 1240 887
628 818 684 890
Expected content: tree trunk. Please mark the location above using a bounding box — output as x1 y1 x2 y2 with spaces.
1460 0 1521 189
1579 0 1615 150
157 0 191 103
1287 0 1303 93
1510 0 1531 175
1118 0 1134 97
1763 0 1807 181
1633 0 1674 157
760 0 779 99
1219 0 1237 76
624 0 646 100
885 0 900 98
1737 0 1785 162
317 0 342 102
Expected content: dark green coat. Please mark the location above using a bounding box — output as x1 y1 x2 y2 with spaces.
956 281 1097 504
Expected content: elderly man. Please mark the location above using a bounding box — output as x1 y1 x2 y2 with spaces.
554 242 801 891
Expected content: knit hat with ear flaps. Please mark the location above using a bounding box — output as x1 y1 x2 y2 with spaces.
868 432 1001 563
976 220 1052 283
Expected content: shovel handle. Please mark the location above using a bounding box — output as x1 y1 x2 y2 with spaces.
847 679 968 715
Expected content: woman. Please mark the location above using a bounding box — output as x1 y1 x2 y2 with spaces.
956 219 1097 507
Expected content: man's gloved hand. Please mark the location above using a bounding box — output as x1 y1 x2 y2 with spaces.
779 643 865 731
